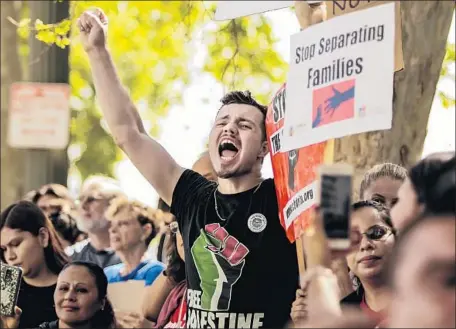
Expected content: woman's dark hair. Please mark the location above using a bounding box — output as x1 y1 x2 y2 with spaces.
163 227 185 284
48 210 84 245
0 201 68 274
61 261 115 328
352 200 395 232
350 200 396 294
409 152 455 214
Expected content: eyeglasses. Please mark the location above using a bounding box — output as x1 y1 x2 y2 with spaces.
361 225 393 241
76 195 103 205
169 222 179 234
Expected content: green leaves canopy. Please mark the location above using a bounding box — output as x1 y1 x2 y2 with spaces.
19 1 287 179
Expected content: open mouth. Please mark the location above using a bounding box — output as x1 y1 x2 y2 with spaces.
218 139 239 161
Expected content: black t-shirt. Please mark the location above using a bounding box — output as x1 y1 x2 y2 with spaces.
171 170 299 329
16 280 57 328
67 239 121 269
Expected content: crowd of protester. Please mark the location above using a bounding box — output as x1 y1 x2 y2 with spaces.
1 4 455 329
1 150 454 329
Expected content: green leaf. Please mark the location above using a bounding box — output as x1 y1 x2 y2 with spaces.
36 30 57 44
55 19 72 36
20 0 288 180
34 18 47 30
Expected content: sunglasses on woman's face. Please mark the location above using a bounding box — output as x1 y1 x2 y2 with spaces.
361 225 392 241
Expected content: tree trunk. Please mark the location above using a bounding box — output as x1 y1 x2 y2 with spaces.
23 0 70 194
1 1 26 209
333 1 454 197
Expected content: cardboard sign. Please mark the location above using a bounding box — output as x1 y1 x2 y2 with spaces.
281 3 395 151
325 0 403 71
107 280 145 313
214 1 294 20
7 82 70 149
266 84 328 242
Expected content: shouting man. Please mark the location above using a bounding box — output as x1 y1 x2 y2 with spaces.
77 9 299 328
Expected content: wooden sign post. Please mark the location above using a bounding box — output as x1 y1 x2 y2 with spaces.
293 1 353 298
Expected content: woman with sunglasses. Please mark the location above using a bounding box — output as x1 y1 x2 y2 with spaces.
291 201 396 327
341 201 396 325
29 184 75 217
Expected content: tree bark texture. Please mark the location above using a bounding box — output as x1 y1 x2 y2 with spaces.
23 0 70 195
333 1 454 198
1 1 26 209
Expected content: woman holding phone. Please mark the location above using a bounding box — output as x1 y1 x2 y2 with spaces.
291 201 396 327
1 261 116 329
0 201 68 328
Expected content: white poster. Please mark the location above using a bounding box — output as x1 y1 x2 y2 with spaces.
214 1 294 20
281 3 395 151
7 82 70 150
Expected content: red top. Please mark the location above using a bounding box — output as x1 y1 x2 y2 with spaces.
164 295 187 328
360 295 386 326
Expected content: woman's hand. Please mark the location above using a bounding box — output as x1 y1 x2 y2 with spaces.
0 306 22 329
115 310 153 328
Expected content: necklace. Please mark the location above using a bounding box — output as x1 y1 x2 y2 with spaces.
214 180 264 222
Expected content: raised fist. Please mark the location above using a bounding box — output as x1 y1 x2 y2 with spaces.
77 8 108 53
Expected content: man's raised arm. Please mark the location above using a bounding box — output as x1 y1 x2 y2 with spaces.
77 9 183 205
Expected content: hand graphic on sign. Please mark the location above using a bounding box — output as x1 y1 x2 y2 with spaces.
324 86 355 117
312 105 323 128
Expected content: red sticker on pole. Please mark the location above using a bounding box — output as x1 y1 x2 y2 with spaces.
266 83 327 242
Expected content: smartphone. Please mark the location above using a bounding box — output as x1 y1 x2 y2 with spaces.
317 164 353 250
1 263 23 317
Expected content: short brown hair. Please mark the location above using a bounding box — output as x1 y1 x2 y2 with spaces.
105 198 159 246
219 90 267 140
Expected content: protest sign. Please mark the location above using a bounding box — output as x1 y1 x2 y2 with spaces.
214 1 294 20
281 3 395 151
266 84 329 243
7 82 70 150
325 0 403 71
107 280 145 313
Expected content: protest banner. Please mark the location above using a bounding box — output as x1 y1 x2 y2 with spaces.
7 82 70 150
214 1 294 20
281 2 395 152
266 83 335 275
107 280 146 313
265 84 328 240
325 0 403 71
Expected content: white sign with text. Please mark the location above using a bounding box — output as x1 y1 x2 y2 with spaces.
8 82 70 150
214 1 294 20
281 3 395 151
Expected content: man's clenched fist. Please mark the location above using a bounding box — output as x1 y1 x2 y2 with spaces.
77 8 108 53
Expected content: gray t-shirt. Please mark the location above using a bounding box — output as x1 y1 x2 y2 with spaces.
65 239 121 269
